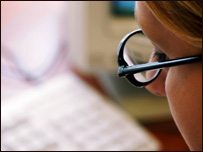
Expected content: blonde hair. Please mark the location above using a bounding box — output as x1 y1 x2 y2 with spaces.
144 1 202 48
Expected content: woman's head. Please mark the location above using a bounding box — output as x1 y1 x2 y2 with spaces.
134 1 202 151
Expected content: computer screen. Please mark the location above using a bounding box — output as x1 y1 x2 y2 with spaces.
111 1 135 17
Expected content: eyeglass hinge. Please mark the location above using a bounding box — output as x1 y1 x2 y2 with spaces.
117 65 126 77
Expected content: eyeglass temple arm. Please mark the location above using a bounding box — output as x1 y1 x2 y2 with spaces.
118 55 202 77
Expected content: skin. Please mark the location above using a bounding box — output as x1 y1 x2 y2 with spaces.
135 2 202 151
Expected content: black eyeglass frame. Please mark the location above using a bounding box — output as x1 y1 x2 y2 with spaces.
117 29 202 88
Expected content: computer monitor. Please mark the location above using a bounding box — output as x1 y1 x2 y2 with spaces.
66 1 139 74
111 1 135 17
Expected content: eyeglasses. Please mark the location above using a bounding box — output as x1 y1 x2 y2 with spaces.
117 29 202 88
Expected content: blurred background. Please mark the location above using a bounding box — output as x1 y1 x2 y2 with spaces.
1 1 189 151
1 1 171 122
2 1 69 98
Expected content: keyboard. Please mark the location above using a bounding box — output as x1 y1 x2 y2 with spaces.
1 73 161 151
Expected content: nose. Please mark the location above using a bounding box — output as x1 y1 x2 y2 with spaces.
145 69 167 96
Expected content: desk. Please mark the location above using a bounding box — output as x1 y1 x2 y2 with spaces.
73 69 190 151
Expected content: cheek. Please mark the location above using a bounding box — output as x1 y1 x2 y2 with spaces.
165 67 195 119
165 66 202 149
165 69 181 112
165 66 202 115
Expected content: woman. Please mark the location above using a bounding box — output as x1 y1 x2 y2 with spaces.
136 1 202 151
118 1 202 151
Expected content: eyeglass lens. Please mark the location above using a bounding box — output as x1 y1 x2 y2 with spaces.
123 32 160 82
